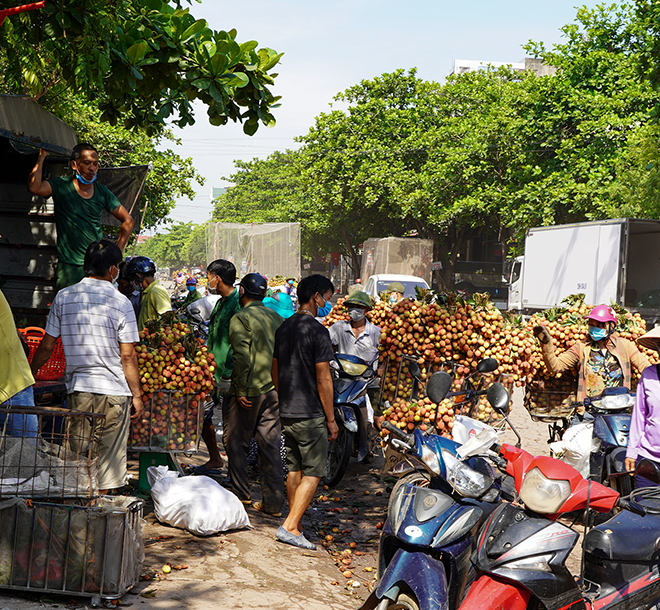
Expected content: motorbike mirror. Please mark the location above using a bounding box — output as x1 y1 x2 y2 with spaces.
426 372 453 404
487 383 510 414
477 358 499 374
408 360 421 379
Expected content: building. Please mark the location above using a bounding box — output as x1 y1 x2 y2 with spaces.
449 57 556 77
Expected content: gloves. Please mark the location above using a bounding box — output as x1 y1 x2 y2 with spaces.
533 325 552 345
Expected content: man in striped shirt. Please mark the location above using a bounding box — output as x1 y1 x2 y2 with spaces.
32 240 143 493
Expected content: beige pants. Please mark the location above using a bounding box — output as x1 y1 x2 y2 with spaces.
68 392 131 491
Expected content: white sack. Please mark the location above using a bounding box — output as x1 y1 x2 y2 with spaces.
550 423 596 479
149 467 250 536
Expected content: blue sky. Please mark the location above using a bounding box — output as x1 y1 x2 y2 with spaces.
159 0 602 230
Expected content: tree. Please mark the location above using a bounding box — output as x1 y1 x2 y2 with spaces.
133 222 195 268
0 0 282 135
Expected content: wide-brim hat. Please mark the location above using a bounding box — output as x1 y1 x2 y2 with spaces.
637 326 660 350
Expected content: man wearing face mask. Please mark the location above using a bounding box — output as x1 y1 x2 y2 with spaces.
328 291 383 440
179 277 202 310
386 282 406 305
533 305 650 405
31 240 143 493
28 144 134 292
125 256 172 329
225 273 284 513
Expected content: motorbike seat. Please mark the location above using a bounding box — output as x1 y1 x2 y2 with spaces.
584 510 660 562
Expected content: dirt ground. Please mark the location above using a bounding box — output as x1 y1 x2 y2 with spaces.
0 389 582 610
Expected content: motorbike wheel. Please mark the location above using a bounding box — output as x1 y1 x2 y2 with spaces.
388 593 420 610
613 472 633 496
324 425 352 488
387 471 431 513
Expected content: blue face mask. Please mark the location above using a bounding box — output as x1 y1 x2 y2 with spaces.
588 326 608 342
187 285 196 292
317 300 332 317
75 172 97 185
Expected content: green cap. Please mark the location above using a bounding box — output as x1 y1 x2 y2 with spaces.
387 282 405 294
344 290 372 310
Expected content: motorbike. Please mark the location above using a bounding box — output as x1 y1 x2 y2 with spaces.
360 382 516 610
324 353 377 487
549 387 634 495
459 440 660 610
382 357 521 498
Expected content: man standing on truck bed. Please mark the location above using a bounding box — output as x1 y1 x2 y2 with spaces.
27 145 134 292
534 304 650 405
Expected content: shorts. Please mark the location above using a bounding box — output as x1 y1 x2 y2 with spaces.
204 378 231 426
67 392 131 491
281 416 328 478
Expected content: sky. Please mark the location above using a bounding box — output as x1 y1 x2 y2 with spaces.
159 0 602 231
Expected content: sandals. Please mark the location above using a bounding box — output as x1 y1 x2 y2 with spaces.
251 501 282 517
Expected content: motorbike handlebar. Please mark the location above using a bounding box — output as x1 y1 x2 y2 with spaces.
618 498 647 516
382 421 413 445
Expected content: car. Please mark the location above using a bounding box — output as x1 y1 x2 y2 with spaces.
363 274 429 301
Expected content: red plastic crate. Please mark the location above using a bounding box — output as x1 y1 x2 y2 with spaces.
18 327 66 381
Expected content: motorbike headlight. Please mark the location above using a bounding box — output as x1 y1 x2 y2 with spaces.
441 449 492 498
505 553 553 573
389 483 413 534
421 444 441 475
520 467 571 514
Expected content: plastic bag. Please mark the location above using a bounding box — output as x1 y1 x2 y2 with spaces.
452 415 497 445
149 467 250 535
550 423 596 478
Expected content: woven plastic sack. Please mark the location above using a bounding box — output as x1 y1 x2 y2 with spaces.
550 423 596 478
149 467 250 536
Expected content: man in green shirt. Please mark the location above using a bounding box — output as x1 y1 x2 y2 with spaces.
179 277 203 311
125 256 172 329
226 273 284 514
27 144 134 292
191 259 239 475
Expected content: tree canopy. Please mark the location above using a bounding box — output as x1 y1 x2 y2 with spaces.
211 3 660 287
0 0 282 135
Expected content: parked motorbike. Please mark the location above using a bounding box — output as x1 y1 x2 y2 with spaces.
549 387 634 495
360 383 515 610
324 353 376 487
459 441 660 610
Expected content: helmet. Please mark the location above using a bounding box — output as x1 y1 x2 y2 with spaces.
344 291 372 310
186 277 197 286
586 305 617 324
387 281 406 294
126 256 156 277
240 273 268 298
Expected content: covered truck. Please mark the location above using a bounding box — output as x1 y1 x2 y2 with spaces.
508 218 660 322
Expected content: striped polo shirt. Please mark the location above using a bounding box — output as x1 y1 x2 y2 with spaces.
45 278 139 396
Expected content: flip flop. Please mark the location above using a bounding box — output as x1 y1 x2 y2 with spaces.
251 501 282 518
189 464 223 476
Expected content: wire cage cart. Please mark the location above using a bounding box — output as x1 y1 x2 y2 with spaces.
0 407 105 499
0 496 144 605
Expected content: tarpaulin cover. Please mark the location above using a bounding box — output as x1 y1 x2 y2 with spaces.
99 165 149 234
206 222 301 280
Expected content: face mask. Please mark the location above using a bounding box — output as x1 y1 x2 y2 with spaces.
348 308 365 322
588 326 608 342
75 172 97 185
317 301 332 317
288 280 294 285
389 294 397 304
187 285 196 292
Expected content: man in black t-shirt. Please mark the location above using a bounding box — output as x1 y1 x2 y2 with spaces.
272 274 337 550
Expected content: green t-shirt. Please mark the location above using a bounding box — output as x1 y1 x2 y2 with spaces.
49 176 120 266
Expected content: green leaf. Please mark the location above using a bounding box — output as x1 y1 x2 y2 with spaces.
191 78 212 90
126 42 148 64
221 72 249 88
243 120 258 136
181 19 207 42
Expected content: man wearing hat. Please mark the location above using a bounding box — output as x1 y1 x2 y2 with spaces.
625 326 660 487
179 277 202 310
225 273 285 515
387 281 406 304
328 291 382 453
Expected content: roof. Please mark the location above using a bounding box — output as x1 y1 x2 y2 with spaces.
0 95 77 156
367 274 428 284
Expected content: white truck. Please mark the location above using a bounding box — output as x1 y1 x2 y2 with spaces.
508 218 660 321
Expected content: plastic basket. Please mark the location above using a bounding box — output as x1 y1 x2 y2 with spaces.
524 382 577 422
129 389 203 453
0 496 143 603
18 327 66 381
